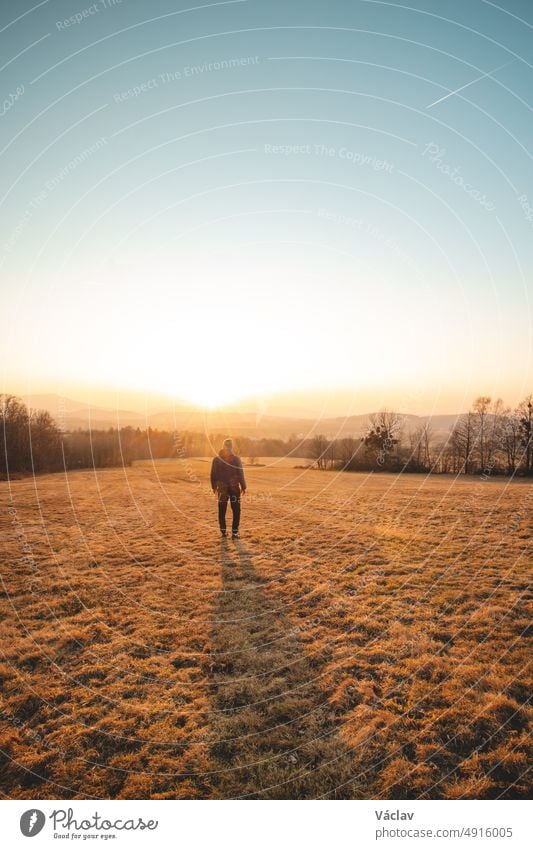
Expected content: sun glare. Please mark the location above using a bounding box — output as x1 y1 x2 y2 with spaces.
149 371 244 410
181 386 236 410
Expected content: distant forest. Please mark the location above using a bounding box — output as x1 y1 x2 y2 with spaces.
1 394 532 478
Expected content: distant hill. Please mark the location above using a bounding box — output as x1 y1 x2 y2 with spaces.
20 393 461 441
22 394 143 430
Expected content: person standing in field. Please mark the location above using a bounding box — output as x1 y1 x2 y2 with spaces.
210 438 247 538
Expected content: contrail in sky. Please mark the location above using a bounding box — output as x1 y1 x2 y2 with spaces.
426 60 515 108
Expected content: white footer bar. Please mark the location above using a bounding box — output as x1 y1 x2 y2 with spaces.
2 799 530 849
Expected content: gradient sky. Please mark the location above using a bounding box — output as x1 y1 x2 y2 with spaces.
1 0 532 416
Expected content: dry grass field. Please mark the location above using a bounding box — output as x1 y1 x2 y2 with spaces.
0 460 531 799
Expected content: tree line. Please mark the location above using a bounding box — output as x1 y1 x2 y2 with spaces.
0 395 305 477
307 398 533 476
1 393 532 478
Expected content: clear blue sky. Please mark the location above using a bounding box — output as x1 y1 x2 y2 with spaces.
1 0 532 414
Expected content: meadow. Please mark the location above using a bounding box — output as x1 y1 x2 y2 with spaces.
0 460 530 799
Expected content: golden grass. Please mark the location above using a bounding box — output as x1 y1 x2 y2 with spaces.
0 461 531 799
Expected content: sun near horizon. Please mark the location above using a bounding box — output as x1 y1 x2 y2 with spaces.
1 0 531 423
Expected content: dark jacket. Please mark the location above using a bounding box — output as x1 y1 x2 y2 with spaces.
210 450 246 491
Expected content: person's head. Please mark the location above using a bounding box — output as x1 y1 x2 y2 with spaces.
222 438 233 454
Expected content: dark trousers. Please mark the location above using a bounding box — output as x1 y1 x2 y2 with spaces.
217 485 241 532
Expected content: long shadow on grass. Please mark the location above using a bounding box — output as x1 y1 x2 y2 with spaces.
206 539 356 799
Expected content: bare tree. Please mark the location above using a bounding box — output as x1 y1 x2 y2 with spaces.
364 409 402 469
517 395 533 474
451 412 475 474
483 398 505 472
337 436 359 470
1 394 30 475
501 408 522 475
324 439 337 469
473 396 491 471
433 440 453 473
422 421 433 469
408 422 433 470
29 408 62 472
369 409 403 439
308 434 329 470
